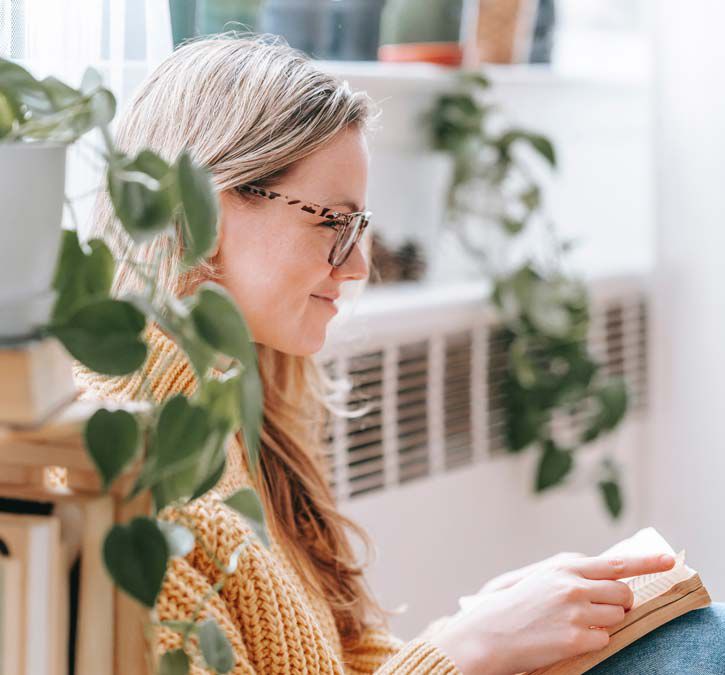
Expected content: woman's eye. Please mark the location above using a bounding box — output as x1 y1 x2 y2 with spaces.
317 220 341 230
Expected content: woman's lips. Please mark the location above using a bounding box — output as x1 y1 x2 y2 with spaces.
311 294 339 313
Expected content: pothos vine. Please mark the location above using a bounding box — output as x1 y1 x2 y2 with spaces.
428 72 629 518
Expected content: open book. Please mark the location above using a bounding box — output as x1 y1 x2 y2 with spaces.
527 527 711 675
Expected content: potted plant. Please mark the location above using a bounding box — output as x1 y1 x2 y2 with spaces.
259 0 386 61
378 0 464 65
0 57 266 674
0 61 116 340
428 72 629 518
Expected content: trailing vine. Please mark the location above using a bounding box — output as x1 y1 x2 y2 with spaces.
1 57 266 673
428 72 628 518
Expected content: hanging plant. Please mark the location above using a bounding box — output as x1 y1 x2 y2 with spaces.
0 57 266 673
428 72 629 518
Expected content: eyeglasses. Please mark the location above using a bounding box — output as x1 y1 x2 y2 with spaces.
237 184 372 267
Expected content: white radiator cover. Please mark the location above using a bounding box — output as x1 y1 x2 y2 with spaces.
318 276 649 639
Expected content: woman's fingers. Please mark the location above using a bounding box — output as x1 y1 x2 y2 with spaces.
583 601 627 628
585 579 635 610
567 553 675 581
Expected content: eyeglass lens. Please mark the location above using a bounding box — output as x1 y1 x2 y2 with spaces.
330 214 368 266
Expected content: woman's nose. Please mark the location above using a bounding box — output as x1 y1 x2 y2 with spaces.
331 240 369 281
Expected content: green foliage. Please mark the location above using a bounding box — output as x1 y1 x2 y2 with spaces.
429 72 630 518
84 408 140 491
176 152 219 265
0 58 115 142
158 650 190 675
103 517 169 608
107 150 176 242
197 619 235 674
0 59 268 672
48 298 147 375
51 230 115 325
223 487 270 548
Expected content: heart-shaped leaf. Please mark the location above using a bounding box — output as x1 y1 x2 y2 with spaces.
223 487 269 548
135 395 212 510
197 619 235 673
103 516 168 607
176 151 219 264
84 408 139 491
108 150 175 242
190 283 255 364
535 440 573 492
51 230 115 325
49 298 147 375
158 649 190 675
239 367 263 473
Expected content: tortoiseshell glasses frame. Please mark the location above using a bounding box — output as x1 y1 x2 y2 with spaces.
237 184 372 267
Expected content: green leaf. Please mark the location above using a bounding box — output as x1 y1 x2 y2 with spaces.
51 230 115 325
41 76 82 111
158 649 190 675
535 440 573 492
223 487 269 548
196 375 243 430
157 521 195 558
528 133 556 168
499 129 557 168
582 378 629 443
190 283 255 364
460 71 490 90
510 338 536 388
197 619 235 674
0 58 53 118
0 91 16 137
49 298 147 375
501 217 525 235
107 150 175 243
103 516 169 607
80 67 103 94
190 453 226 502
176 152 219 265
137 395 212 510
84 409 139 491
520 185 541 212
239 367 264 473
527 282 572 339
89 88 116 127
599 479 623 518
595 379 629 431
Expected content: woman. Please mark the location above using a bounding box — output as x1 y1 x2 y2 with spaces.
74 35 725 674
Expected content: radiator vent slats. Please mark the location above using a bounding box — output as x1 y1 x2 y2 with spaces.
321 283 649 500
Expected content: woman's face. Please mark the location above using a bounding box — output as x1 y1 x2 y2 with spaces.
216 126 370 356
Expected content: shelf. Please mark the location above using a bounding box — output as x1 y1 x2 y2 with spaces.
316 60 649 90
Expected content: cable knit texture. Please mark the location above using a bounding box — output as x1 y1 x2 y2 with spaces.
72 323 461 674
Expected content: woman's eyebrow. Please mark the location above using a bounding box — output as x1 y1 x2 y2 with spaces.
321 196 365 212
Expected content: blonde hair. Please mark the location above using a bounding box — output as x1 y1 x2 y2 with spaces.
91 34 389 648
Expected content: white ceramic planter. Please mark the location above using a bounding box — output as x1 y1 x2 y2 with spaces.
0 142 67 341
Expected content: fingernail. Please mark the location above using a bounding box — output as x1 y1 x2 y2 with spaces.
659 554 674 565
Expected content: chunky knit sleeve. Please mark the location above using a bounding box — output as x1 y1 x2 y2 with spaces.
342 626 461 674
153 556 256 674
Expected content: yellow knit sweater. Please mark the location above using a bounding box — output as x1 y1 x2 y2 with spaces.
73 323 461 674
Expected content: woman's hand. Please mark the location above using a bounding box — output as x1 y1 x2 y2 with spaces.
476 551 588 594
430 553 675 675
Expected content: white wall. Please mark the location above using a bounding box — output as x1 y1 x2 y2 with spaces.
646 2 725 601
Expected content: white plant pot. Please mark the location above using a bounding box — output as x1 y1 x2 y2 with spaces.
0 142 67 341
